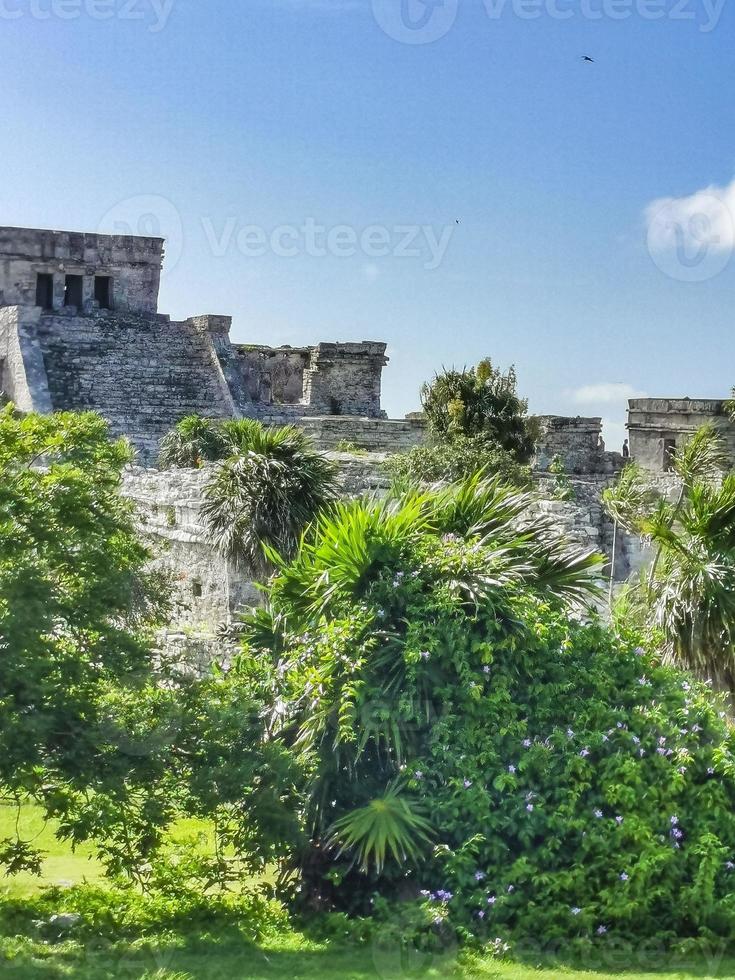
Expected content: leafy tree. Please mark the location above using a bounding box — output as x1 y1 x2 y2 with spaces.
237 472 735 945
420 360 537 463
0 407 174 876
201 422 339 576
603 425 735 695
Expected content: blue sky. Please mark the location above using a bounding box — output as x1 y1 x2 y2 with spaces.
2 0 734 448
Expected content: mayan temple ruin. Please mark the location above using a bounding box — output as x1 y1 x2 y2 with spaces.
0 225 424 462
2 223 734 648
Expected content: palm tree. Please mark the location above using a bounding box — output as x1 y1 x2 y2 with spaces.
201 422 339 578
248 472 603 885
603 425 735 695
158 415 226 469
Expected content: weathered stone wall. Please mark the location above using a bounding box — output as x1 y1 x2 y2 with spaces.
0 307 53 413
534 415 623 476
303 342 387 417
293 416 426 452
232 345 310 405
122 466 260 629
36 312 235 463
0 226 163 315
628 398 735 472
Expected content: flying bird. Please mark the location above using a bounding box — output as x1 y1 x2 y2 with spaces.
582 55 595 63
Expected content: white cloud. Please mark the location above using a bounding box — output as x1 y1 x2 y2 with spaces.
645 177 735 255
567 382 647 406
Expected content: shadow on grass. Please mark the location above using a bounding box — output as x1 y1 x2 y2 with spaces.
3 931 735 980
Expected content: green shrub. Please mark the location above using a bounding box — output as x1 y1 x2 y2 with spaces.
239 475 735 947
385 435 532 488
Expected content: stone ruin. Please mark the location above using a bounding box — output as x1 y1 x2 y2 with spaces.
3 224 735 653
0 225 424 462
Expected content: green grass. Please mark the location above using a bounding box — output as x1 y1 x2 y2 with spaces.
2 807 735 979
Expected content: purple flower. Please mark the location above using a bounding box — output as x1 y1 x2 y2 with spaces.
508 765 517 774
522 739 532 748
487 895 497 905
474 871 486 881
477 909 486 919
678 767 687 774
672 828 684 840
635 647 645 657
632 735 640 745
420 889 431 897
483 666 491 675
594 809 603 819
597 925 608 935
725 861 735 870
436 889 453 901
580 748 590 758
414 771 424 780
639 748 646 757
507 885 515 893
615 816 624 825
571 907 582 916
708 767 715 775
620 872 629 881
670 815 679 826
419 651 430 661
463 779 473 789
656 748 667 756
526 803 534 812
682 682 691 691
567 728 575 738
638 677 649 686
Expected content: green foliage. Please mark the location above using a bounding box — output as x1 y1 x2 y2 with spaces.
603 426 735 693
0 407 175 876
158 415 227 468
548 454 575 501
237 470 735 945
420 360 537 463
201 423 339 575
238 475 608 919
327 785 434 874
385 435 532 489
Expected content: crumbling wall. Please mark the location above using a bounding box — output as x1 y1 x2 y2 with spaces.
303 342 387 417
534 415 623 475
232 345 310 405
0 226 163 314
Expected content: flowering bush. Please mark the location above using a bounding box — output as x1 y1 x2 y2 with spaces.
242 478 735 946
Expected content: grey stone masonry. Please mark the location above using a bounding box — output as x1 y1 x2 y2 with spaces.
628 398 735 472
0 226 163 315
0 225 403 459
534 415 624 475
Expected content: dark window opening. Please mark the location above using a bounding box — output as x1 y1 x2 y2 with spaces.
64 275 84 309
94 275 113 310
329 397 342 416
35 273 54 310
663 438 677 472
192 581 203 599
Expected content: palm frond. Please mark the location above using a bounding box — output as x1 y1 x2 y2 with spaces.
326 786 434 874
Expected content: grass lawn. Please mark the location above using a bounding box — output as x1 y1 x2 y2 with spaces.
2 807 734 979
